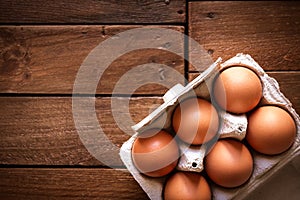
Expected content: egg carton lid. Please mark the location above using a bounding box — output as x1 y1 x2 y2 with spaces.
120 53 300 200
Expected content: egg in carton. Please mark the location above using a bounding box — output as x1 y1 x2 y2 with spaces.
119 53 300 200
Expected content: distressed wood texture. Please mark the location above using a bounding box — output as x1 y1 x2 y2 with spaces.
189 71 300 113
0 168 149 200
0 97 163 166
0 26 184 94
0 0 185 24
1 1 300 200
189 1 300 71
1 70 300 167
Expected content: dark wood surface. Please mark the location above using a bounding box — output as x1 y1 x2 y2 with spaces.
0 168 148 200
0 26 184 95
0 0 185 24
0 1 299 200
0 97 163 166
189 1 300 71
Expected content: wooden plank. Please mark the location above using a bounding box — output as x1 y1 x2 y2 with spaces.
0 0 185 24
1 71 299 166
0 168 149 200
0 97 163 166
189 1 300 71
0 25 184 94
188 71 300 113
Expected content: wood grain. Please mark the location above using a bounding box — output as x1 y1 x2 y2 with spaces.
1 71 299 166
1 2 299 199
188 71 300 113
189 1 300 71
0 26 184 94
0 97 163 166
0 168 149 200
0 0 185 24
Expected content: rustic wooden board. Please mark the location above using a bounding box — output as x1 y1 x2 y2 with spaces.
1 71 299 166
0 26 184 94
0 168 149 200
189 1 300 71
0 97 163 166
188 71 300 113
0 0 185 24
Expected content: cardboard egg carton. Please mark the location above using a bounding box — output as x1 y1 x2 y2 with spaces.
119 53 300 200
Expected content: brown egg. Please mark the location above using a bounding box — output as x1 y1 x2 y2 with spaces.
213 66 262 114
246 106 296 155
205 139 253 188
131 129 179 177
164 172 211 200
172 98 219 145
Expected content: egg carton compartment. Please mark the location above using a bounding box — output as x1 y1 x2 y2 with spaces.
119 53 300 200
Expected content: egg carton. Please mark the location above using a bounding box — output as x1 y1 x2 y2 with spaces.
119 53 300 200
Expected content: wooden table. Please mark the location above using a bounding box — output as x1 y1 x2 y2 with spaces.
0 1 299 199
